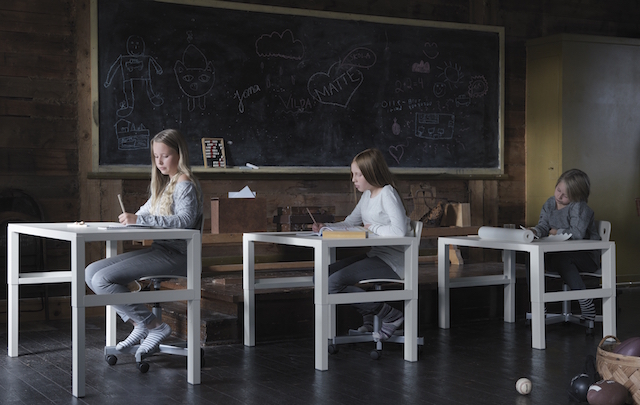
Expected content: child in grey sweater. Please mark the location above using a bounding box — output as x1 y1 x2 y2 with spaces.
531 168 600 320
86 129 203 358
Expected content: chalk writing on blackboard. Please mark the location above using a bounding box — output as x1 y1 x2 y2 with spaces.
174 44 216 112
255 29 305 60
423 42 439 59
468 76 489 97
103 35 164 118
415 113 455 140
116 120 149 151
95 0 503 172
307 47 377 108
202 138 226 168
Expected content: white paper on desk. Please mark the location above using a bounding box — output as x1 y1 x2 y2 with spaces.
541 233 572 242
478 226 534 243
228 185 256 198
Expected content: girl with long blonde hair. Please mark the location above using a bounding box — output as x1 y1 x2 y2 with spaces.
86 129 203 358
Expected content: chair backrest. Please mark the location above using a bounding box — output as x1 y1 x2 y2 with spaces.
597 220 611 242
357 220 422 287
411 220 423 240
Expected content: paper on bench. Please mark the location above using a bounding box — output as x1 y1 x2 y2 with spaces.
228 185 256 198
478 226 535 243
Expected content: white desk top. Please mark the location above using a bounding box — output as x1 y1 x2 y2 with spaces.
8 222 200 242
438 235 614 253
243 231 416 248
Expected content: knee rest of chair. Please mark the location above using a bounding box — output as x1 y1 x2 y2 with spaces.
104 274 202 373
525 220 611 335
327 220 424 360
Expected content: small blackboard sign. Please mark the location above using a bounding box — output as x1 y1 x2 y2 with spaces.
94 0 504 173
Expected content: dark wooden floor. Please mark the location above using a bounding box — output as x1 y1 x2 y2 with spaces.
2 286 639 405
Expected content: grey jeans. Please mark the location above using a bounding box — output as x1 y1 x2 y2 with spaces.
328 253 400 315
85 244 187 325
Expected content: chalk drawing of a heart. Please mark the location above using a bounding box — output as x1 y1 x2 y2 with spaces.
307 62 363 108
423 42 439 59
389 145 404 164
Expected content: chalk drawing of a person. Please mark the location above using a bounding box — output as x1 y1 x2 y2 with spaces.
104 35 164 117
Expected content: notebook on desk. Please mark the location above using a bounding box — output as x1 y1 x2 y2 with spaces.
97 224 165 230
315 225 369 239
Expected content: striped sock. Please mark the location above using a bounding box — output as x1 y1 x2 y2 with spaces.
135 323 171 357
579 299 596 321
357 314 374 333
116 323 148 351
372 304 404 342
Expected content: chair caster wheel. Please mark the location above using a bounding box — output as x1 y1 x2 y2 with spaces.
137 361 150 373
105 354 117 366
328 344 339 355
370 350 381 360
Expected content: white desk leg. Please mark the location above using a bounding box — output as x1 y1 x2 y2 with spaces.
601 244 617 337
315 303 329 371
106 307 118 346
187 232 201 385
315 246 330 371
72 306 86 397
404 298 418 362
503 250 516 323
187 298 201 384
329 304 336 339
404 240 418 362
530 248 545 350
7 229 20 357
328 247 337 339
71 238 86 398
243 237 256 346
437 239 451 329
105 240 118 346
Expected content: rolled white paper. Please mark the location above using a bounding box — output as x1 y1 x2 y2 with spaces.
478 226 534 243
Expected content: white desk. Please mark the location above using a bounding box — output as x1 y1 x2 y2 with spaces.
437 236 616 349
7 222 201 398
243 231 420 370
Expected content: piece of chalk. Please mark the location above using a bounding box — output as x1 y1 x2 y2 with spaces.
246 163 259 169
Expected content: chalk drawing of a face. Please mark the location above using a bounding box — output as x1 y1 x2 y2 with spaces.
174 44 215 111
468 75 489 98
127 36 145 56
433 82 446 98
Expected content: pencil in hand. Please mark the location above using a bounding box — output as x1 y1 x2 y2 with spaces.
306 208 317 224
117 194 126 213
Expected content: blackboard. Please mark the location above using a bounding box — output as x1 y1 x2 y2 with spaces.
94 0 504 173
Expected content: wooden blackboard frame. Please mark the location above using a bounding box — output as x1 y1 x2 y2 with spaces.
90 0 505 176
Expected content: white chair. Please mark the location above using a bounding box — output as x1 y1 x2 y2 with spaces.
525 220 611 335
327 220 424 359
104 216 204 373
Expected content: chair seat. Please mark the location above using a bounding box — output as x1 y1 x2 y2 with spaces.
359 278 405 286
545 269 602 279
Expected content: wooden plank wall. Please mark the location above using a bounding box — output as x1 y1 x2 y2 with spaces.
2 0 640 272
0 0 78 222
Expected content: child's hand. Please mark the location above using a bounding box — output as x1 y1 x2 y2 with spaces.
363 224 371 230
312 223 324 233
549 228 558 235
118 213 137 225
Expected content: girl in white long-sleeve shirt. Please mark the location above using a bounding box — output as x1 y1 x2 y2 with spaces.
312 148 410 342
